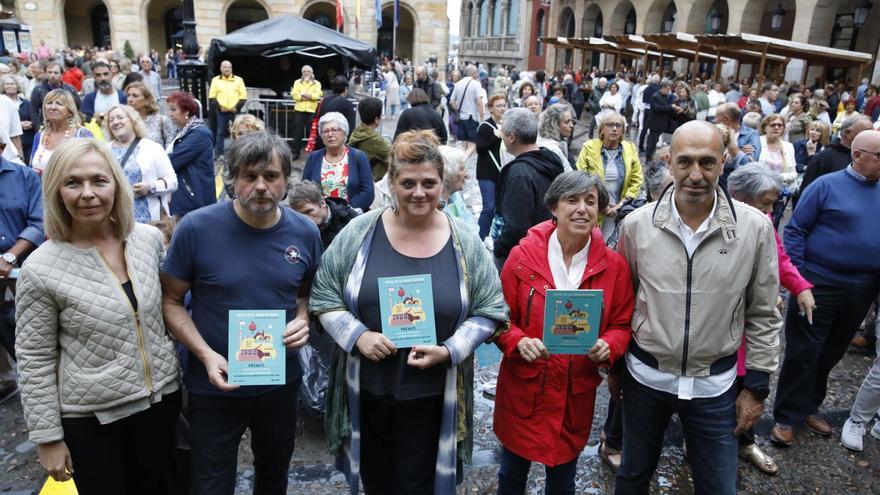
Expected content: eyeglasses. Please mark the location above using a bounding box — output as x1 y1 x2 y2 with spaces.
767 123 784 128
323 128 344 135
604 122 624 129
854 148 880 159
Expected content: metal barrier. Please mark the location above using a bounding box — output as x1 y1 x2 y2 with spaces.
241 98 301 144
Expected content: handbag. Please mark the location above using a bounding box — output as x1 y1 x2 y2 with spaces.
304 97 325 153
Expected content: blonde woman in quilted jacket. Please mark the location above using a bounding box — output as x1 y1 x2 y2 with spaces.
15 138 181 494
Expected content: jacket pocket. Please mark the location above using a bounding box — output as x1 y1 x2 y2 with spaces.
565 372 600 430
632 290 648 336
524 287 535 327
729 296 744 343
496 361 543 418
60 355 143 407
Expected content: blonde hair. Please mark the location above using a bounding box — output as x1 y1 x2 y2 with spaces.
808 120 831 146
598 112 627 142
759 113 785 135
231 114 265 139
102 105 149 141
42 89 82 129
389 130 444 182
42 138 134 241
125 81 160 115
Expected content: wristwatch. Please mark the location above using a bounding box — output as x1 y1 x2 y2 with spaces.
1 252 16 265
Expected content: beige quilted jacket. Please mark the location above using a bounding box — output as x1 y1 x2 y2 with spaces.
15 223 180 444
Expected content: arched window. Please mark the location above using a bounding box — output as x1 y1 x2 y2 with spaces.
625 7 636 34
536 9 545 55
507 0 519 35
465 3 474 37
661 2 676 33
492 0 504 35
479 0 490 36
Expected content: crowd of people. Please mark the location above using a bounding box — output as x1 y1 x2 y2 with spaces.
0 46 879 495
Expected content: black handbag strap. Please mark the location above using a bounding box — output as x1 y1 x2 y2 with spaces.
119 137 141 168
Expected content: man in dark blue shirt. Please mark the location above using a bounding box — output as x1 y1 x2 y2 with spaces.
162 131 322 495
0 146 43 403
772 130 880 447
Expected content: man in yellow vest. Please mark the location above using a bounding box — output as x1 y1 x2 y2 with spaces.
290 65 322 160
208 60 247 157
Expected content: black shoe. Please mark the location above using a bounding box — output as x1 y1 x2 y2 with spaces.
0 384 19 404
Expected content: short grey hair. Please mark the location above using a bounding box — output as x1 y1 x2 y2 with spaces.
289 180 324 208
0 74 21 94
726 162 783 202
840 114 872 135
464 65 478 78
742 112 762 129
318 111 349 138
659 80 673 89
539 103 574 141
544 170 610 212
438 145 466 192
226 130 293 181
501 108 538 144
644 161 672 200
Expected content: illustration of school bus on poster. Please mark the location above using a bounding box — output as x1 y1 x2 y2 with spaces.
378 274 437 348
543 289 603 354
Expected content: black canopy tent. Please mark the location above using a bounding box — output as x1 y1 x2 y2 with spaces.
207 15 377 96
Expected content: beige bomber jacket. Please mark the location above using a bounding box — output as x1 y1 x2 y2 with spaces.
617 185 782 377
15 223 180 444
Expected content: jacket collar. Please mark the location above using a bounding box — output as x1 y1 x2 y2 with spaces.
651 183 739 244
514 220 609 287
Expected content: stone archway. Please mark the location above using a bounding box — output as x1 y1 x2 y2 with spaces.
610 1 636 35
686 0 728 34
642 0 676 34
555 6 575 68
224 0 270 35
64 0 111 48
144 0 183 52
737 0 795 39
581 4 603 68
302 1 341 32
378 2 417 61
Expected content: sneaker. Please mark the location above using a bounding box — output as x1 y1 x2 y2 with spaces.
872 421 880 441
841 418 866 451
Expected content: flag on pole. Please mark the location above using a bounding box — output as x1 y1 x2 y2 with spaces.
355 0 360 29
375 0 382 28
336 0 344 30
394 0 399 27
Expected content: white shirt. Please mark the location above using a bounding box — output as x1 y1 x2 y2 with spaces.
626 191 736 400
450 77 482 120
547 230 589 290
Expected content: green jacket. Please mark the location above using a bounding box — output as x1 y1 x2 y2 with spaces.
348 123 391 181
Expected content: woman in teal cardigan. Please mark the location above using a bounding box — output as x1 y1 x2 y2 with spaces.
310 130 508 495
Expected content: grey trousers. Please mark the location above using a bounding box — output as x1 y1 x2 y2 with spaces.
849 293 880 423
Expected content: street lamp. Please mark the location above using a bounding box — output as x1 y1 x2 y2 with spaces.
770 4 785 34
853 0 873 28
708 9 722 34
178 0 208 111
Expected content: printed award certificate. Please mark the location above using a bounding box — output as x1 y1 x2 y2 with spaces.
378 274 437 348
228 309 286 385
542 289 603 354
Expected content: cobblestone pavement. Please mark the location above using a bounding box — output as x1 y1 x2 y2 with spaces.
2 109 879 495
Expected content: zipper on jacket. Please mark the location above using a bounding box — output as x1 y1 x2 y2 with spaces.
524 287 535 327
682 256 693 375
97 250 155 393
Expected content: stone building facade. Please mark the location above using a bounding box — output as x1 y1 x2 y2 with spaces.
459 0 880 82
16 0 449 65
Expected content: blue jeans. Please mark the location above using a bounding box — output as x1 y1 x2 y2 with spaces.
477 179 496 239
497 447 577 495
615 368 738 495
214 110 235 155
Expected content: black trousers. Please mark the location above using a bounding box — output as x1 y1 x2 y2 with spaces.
62 390 183 495
645 128 664 161
774 278 879 426
603 397 623 451
291 111 313 154
188 382 300 495
360 392 443 495
638 110 651 150
0 301 14 359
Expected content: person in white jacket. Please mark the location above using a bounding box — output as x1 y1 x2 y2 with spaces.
707 82 726 122
103 105 177 222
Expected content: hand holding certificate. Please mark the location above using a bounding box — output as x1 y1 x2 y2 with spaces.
227 310 286 386
378 274 437 348
543 289 603 355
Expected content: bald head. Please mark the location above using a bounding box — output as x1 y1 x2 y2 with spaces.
670 121 724 207
671 120 725 157
851 130 880 181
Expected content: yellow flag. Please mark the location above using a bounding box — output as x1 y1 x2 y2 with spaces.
355 0 361 29
39 477 79 495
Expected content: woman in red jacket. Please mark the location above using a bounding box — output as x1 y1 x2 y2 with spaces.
493 171 634 494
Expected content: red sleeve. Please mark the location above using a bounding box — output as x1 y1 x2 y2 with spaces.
775 228 813 295
495 248 529 358
598 254 634 366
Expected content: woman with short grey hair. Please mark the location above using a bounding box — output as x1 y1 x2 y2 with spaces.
493 170 632 494
724 162 815 476
537 103 575 168
302 111 375 210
